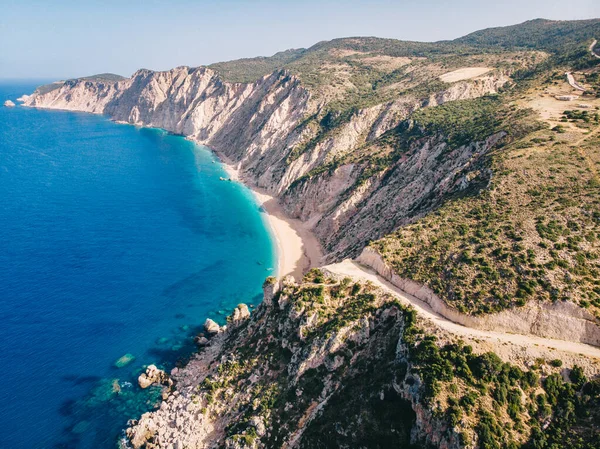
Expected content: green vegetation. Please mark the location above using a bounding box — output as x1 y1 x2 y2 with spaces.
562 109 600 124
209 48 306 83
373 121 600 316
210 31 544 115
410 95 505 149
206 276 419 448
194 274 600 448
35 73 126 96
209 19 600 87
72 73 126 83
454 18 600 54
404 321 600 448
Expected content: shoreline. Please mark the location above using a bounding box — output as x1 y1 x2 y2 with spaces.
21 100 324 281
218 156 323 281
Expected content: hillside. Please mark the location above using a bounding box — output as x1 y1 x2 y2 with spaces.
372 81 600 317
454 18 600 52
19 18 600 448
210 35 543 109
126 273 600 449
209 18 600 86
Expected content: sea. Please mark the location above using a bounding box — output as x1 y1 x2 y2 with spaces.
0 81 275 448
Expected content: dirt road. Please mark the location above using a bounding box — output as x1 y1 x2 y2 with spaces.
566 72 586 91
324 259 600 359
590 39 600 59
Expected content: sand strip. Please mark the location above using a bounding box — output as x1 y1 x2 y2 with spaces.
220 160 323 281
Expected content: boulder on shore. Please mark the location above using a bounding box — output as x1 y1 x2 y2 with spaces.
203 318 221 335
194 335 209 346
231 303 251 325
138 364 172 389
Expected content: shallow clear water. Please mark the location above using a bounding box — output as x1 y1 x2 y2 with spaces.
0 82 275 448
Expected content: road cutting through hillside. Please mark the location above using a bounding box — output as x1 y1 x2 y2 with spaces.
566 72 587 91
590 39 600 59
324 259 600 359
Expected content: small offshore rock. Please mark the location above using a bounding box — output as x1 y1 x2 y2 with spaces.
231 303 250 324
203 318 220 335
114 353 135 368
3 100 15 107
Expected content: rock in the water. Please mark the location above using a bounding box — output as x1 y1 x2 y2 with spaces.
138 364 171 389
114 353 135 368
203 318 220 335
3 100 15 107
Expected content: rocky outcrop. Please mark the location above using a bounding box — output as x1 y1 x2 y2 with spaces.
283 131 504 260
357 246 600 347
125 269 600 449
3 100 15 107
138 365 172 389
203 318 221 335
230 303 250 325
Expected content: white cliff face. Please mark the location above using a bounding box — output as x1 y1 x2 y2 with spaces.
283 132 506 260
25 78 127 113
23 66 509 261
357 246 600 347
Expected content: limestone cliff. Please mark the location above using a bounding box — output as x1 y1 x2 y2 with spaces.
23 65 509 261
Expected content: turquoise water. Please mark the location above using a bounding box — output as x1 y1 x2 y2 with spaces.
0 82 275 448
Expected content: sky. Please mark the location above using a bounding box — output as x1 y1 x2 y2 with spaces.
1 0 599 80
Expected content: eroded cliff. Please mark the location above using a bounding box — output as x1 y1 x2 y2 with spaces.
23 63 510 261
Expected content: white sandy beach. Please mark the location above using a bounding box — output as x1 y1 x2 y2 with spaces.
221 162 323 280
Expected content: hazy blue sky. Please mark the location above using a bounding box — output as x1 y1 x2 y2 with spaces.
1 0 599 79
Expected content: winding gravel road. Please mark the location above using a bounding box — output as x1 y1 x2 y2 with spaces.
590 39 600 59
566 72 587 91
324 259 600 359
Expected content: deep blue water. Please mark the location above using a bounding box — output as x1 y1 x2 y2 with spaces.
0 82 275 448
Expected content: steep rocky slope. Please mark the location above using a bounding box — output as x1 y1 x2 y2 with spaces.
124 272 600 449
21 20 600 267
